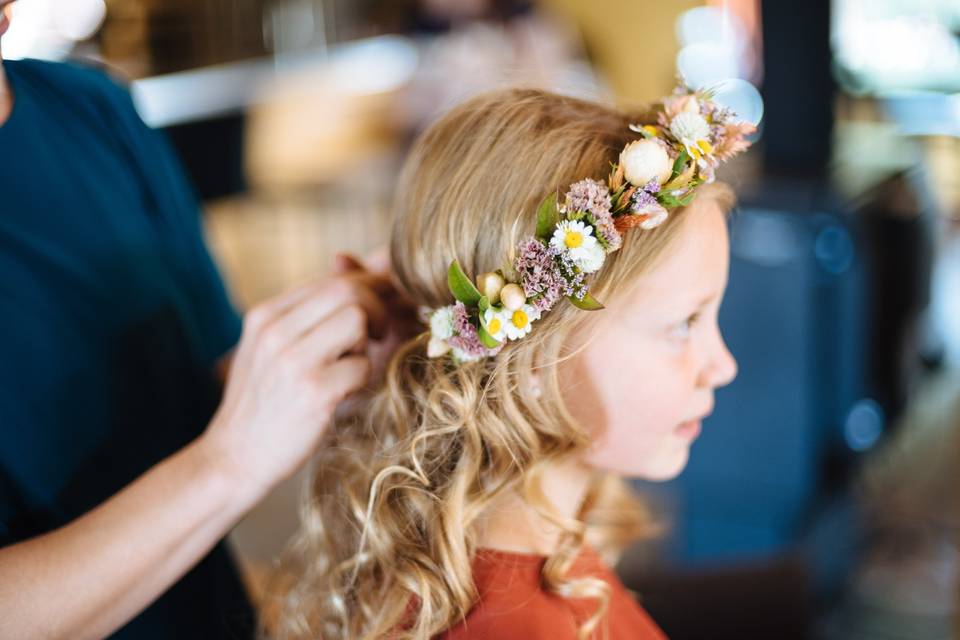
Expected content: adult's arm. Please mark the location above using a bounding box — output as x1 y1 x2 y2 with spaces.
0 270 392 640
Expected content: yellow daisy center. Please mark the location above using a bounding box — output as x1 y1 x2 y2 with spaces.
564 230 583 249
697 139 713 155
511 310 529 329
487 317 502 334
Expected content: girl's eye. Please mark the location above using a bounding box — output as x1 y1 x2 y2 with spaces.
672 312 701 338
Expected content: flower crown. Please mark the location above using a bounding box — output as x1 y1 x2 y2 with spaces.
425 83 756 363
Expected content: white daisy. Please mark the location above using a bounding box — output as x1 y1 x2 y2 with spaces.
503 303 540 341
669 111 710 145
669 111 714 161
482 307 507 342
550 220 598 265
429 306 455 340
576 242 606 274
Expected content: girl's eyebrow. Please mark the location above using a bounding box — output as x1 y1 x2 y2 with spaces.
691 291 720 310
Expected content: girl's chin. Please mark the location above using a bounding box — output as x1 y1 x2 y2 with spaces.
614 448 691 482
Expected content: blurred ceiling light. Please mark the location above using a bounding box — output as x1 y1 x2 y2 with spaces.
2 0 105 60
837 17 959 76
675 4 763 128
132 35 418 129
677 5 750 85
326 36 419 96
710 77 764 126
676 41 740 89
676 5 745 48
833 0 960 93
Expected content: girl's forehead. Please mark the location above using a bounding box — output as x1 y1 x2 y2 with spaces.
619 203 730 313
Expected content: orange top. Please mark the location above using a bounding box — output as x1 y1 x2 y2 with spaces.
437 546 668 639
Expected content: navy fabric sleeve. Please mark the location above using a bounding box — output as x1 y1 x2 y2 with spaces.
88 68 242 366
0 59 257 637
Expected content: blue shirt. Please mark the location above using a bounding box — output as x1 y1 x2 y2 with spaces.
0 58 253 638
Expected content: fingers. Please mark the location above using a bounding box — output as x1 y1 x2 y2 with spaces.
317 354 372 416
245 272 393 342
333 247 390 276
293 305 371 368
332 252 365 274
255 268 395 323
277 279 388 343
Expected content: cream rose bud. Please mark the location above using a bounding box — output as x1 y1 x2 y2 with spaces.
499 283 526 311
427 335 451 358
619 139 672 187
476 271 506 304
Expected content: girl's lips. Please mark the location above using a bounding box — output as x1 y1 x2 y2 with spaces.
675 420 702 439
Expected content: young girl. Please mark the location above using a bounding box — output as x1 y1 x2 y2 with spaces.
273 85 753 639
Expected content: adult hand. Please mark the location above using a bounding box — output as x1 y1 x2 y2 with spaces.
331 247 422 385
199 268 393 499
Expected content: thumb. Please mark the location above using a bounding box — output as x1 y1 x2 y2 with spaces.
332 252 365 274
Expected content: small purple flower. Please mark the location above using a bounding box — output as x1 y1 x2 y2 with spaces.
555 251 588 302
630 179 662 213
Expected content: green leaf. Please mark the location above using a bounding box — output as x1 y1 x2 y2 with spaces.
658 189 699 208
477 324 502 348
535 192 560 241
656 192 680 207
568 292 605 310
669 148 689 182
478 295 490 314
448 260 482 306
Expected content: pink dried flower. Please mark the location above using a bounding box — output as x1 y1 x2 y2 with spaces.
564 178 621 251
448 301 502 359
712 121 756 161
513 238 586 312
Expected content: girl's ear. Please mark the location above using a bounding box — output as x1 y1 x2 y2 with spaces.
529 373 542 399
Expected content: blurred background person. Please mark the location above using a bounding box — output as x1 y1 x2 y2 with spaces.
2 0 958 638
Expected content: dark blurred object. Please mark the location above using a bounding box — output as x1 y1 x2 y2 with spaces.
99 0 269 77
856 171 938 425
626 553 810 640
369 0 534 35
759 0 834 177
163 113 248 201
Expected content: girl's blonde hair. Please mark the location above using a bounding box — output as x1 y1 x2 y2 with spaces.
272 87 735 639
